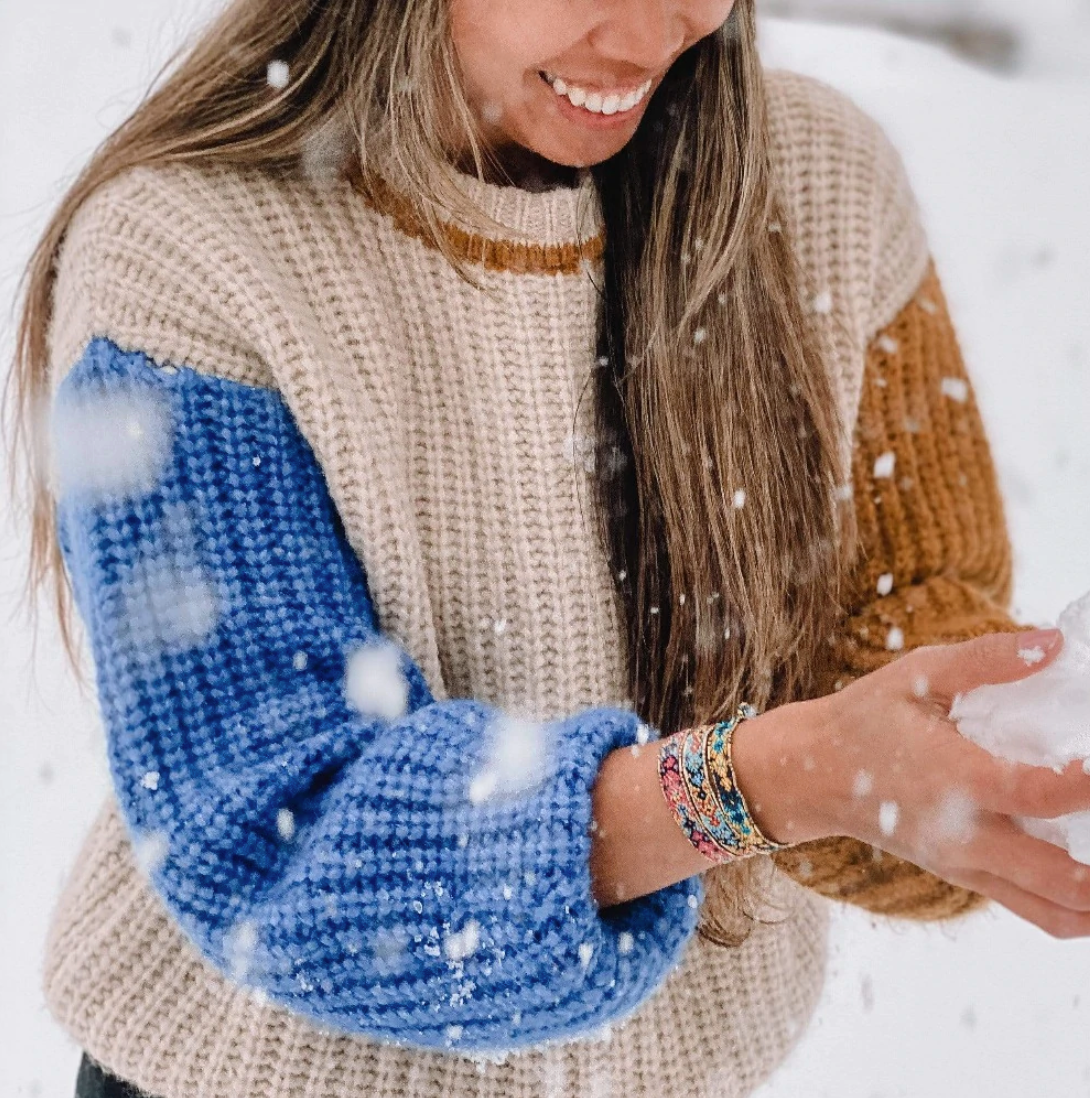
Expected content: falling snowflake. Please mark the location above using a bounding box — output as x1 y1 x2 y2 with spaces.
277 808 296 841
886 626 905 652
344 642 410 721
852 770 874 798
224 918 260 981
941 377 970 402
878 801 900 836
873 452 896 479
468 714 553 805
266 60 290 89
812 289 834 315
51 386 173 500
877 335 900 355
444 919 481 962
877 573 894 596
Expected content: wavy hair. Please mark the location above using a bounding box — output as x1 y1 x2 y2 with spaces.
4 0 850 943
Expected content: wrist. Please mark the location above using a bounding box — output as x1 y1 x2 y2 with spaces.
729 698 833 847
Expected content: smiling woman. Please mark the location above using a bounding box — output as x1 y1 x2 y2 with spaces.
448 0 735 174
7 2 1090 1098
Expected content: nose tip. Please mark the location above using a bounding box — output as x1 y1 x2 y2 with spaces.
590 2 686 74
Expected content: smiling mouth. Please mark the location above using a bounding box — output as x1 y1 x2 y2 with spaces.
539 71 654 117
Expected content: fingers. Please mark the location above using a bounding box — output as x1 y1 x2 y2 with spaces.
967 756 1090 819
946 867 1090 940
914 627 1064 703
952 815 1090 913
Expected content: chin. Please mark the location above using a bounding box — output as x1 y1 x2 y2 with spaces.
527 134 633 171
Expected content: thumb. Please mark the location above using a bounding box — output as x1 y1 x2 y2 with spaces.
918 627 1064 703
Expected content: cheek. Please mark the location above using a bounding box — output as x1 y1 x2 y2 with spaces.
450 0 582 98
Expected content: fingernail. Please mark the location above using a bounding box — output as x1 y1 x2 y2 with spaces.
1018 628 1063 658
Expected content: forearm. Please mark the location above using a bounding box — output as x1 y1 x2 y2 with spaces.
590 702 819 908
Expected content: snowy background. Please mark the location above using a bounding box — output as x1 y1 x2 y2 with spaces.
2 2 1090 1096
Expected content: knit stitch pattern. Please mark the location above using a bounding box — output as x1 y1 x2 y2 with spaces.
40 70 945 1098
53 337 700 1053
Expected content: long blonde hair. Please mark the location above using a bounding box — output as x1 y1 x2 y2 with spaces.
5 0 849 942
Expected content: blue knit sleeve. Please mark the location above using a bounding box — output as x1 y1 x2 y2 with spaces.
52 337 701 1054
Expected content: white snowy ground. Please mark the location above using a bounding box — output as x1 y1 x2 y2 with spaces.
2 4 1089 1097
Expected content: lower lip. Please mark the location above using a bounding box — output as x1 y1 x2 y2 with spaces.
538 72 648 129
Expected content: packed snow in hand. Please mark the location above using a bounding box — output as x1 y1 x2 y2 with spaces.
951 590 1090 863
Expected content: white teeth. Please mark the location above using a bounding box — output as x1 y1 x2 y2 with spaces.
543 72 652 116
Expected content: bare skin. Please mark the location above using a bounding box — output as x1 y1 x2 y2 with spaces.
590 629 1090 940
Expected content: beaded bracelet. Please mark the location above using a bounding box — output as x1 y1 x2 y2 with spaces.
657 703 789 862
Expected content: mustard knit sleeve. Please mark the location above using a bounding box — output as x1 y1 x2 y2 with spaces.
774 260 1019 920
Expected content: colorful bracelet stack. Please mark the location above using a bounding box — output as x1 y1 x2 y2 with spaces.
657 703 789 863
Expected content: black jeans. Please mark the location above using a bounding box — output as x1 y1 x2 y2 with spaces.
75 1053 161 1098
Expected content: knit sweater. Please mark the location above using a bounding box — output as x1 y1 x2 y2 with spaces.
41 70 1015 1098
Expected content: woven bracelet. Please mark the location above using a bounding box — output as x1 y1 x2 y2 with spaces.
657 703 789 862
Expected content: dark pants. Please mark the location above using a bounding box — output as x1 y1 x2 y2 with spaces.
75 1053 160 1098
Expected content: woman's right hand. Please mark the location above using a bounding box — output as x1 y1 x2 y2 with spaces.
735 628 1090 939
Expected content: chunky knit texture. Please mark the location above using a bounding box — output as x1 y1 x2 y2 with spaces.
39 70 1013 1098
54 337 700 1052
775 261 1016 914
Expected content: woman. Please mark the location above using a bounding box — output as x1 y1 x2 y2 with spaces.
9 1 1090 1096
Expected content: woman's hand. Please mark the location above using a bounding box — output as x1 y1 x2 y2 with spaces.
734 628 1090 938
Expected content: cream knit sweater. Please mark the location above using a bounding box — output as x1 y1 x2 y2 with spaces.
43 70 932 1098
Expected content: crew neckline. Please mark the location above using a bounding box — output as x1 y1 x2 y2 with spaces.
434 159 603 249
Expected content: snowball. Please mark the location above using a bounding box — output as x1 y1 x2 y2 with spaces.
266 60 290 89
344 643 410 722
444 919 481 962
873 451 897 479
52 387 173 500
941 377 970 402
951 591 1090 863
877 573 895 597
878 801 900 836
468 714 553 805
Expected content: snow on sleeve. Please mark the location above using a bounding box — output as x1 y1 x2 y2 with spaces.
52 338 701 1053
951 590 1090 864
